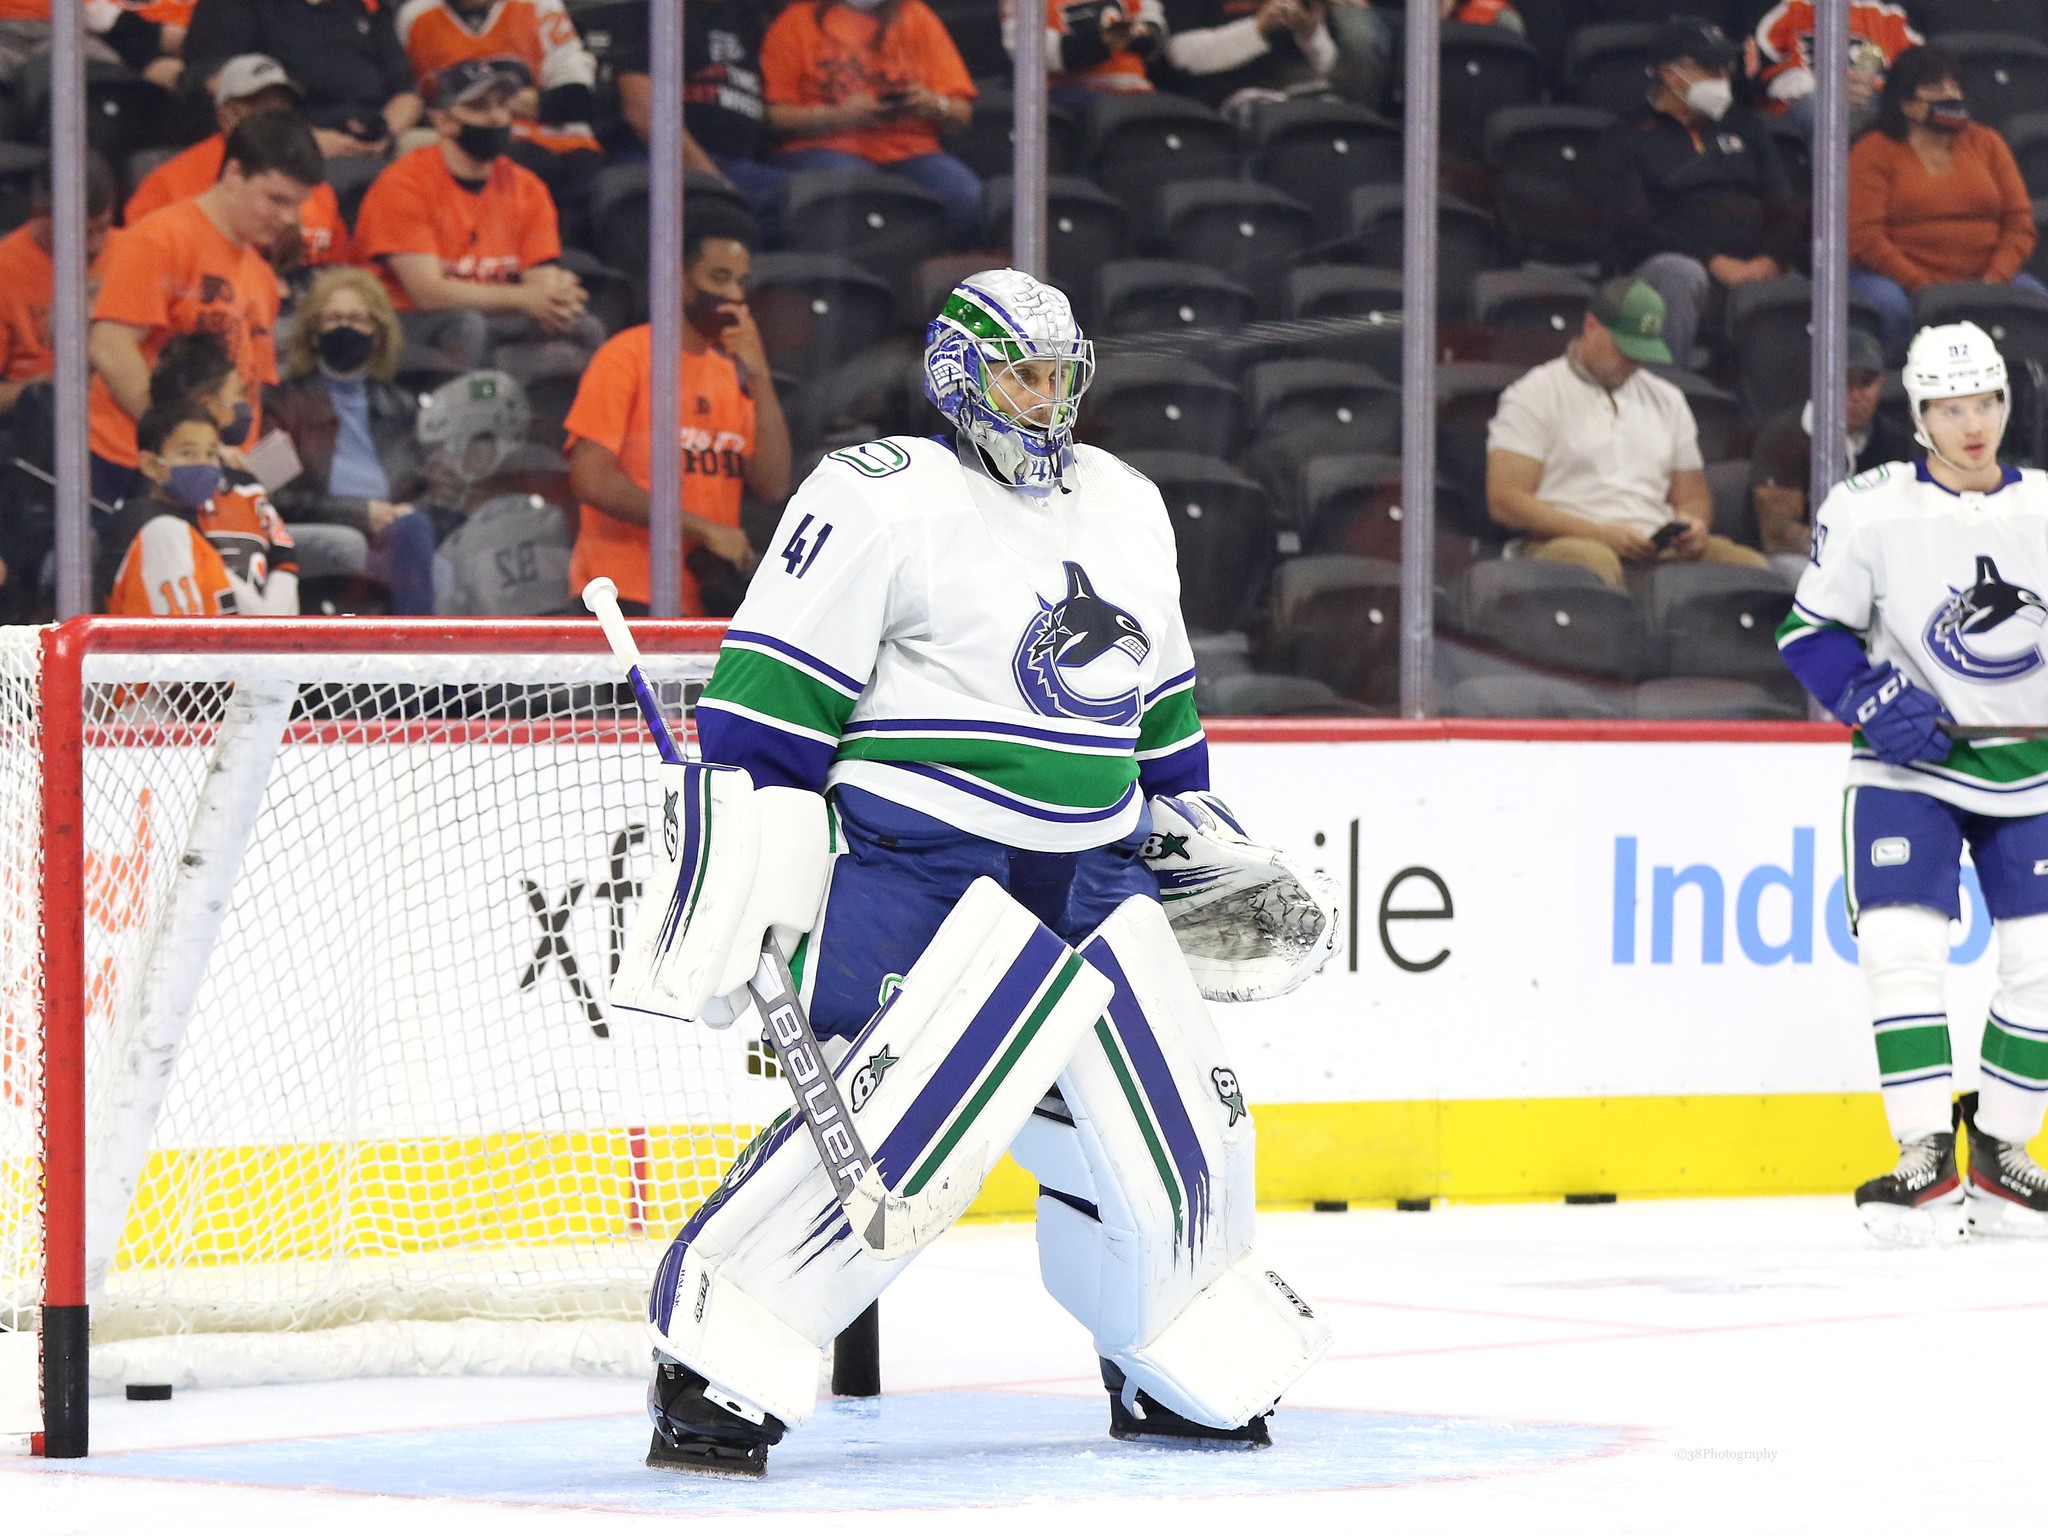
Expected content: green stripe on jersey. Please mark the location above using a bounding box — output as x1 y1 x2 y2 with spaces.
1137 687 1202 758
836 732 1140 810
1982 1015 2048 1087
1928 737 2048 787
1093 1017 1184 1241
1874 1021 1952 1079
904 952 1086 1196
701 646 859 739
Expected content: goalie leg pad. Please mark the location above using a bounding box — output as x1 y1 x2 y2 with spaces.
649 877 1110 1426
1010 895 1329 1429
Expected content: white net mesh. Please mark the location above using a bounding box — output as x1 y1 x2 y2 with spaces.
2 627 779 1391
1 629 41 1345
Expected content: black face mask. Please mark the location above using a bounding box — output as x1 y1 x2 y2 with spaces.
686 291 738 342
454 121 512 164
224 400 253 444
1926 97 1970 130
318 325 376 375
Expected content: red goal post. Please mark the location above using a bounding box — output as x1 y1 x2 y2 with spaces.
5 617 730 1457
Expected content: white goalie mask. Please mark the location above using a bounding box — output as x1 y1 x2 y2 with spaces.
923 269 1095 499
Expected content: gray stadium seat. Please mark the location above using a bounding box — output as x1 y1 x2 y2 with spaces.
1249 98 1402 240
1158 180 1317 320
1446 672 1629 719
1647 366 1752 461
1706 459 1761 551
1263 554 1403 706
1632 678 1805 721
1123 451 1276 634
1083 359 1247 459
1441 25 1544 161
1484 105 1617 264
1459 559 1654 680
1914 282 2048 369
1244 359 1401 458
784 170 951 308
1094 259 1256 338
1473 269 1593 367
1202 674 1375 717
745 253 902 375
1088 93 1239 237
1644 564 1794 682
1565 24 1657 118
1942 32 2048 131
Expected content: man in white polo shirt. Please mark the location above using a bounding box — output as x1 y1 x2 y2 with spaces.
1485 277 1769 589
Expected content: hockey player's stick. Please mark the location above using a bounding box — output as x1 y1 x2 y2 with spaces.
1940 722 2048 742
582 577 946 1261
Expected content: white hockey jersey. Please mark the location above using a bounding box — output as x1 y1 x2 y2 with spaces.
1783 459 2048 815
695 436 1207 852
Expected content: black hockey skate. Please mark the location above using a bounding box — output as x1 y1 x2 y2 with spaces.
646 1357 786 1477
1854 1125 1964 1246
1101 1359 1271 1448
1962 1092 2048 1238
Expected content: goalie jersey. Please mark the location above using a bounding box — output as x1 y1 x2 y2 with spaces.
695 435 1208 852
1779 459 2048 815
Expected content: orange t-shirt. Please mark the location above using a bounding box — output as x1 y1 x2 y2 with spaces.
0 222 56 383
0 2 48 19
352 144 561 312
565 325 756 614
87 200 279 469
1009 0 1152 89
125 135 353 268
761 0 976 163
395 0 601 154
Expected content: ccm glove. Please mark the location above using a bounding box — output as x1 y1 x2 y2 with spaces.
1834 662 1950 766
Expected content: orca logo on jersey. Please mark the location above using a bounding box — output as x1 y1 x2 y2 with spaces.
1924 555 2048 684
1011 561 1152 725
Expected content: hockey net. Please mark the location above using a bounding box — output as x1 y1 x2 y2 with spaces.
2 618 775 1439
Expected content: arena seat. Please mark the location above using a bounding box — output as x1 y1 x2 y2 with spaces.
1941 33 2048 131
1439 23 1544 162
1087 93 1239 237
1157 179 1316 320
1261 554 1403 706
1648 366 1752 462
1282 264 1405 381
932 0 1009 78
1446 672 1629 719
949 82 1080 180
1082 356 1247 458
1727 275 1886 422
1705 459 1760 552
1632 677 1805 721
797 343 938 454
1458 559 1653 681
1094 258 1256 337
1484 105 1617 265
983 176 1128 325
1201 673 1375 717
784 170 952 309
1472 269 1593 367
1643 564 1795 682
1565 23 1658 118
1919 0 2048 39
1122 451 1277 635
1248 97 1402 241
745 253 903 374
2004 113 2048 197
1297 453 1486 570
1242 358 1402 463
1347 188 1496 320
1914 282 2048 369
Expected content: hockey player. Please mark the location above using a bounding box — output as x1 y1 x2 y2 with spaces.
610 269 1337 1475
1779 321 2048 1244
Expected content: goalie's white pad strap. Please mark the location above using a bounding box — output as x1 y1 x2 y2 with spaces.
1144 791 1338 1003
647 877 1109 1424
1011 895 1325 1427
609 762 758 1024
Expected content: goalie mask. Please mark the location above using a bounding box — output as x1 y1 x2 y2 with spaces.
417 370 532 494
923 269 1095 499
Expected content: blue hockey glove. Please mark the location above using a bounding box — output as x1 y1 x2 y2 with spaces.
1834 663 1950 766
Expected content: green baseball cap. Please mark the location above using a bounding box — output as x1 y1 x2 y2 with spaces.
1589 278 1673 365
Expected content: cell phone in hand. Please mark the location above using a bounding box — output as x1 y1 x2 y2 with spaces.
1649 520 1687 552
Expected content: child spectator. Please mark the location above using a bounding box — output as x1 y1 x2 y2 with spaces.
126 55 353 273
617 0 790 242
183 0 420 159
0 152 117 423
1850 44 2042 363
566 201 790 618
88 109 324 509
98 401 299 615
1751 0 1919 141
761 0 982 249
354 57 601 374
1003 0 1165 110
393 1 602 235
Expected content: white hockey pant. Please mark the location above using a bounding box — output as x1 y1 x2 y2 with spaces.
1009 895 1332 1430
645 878 1110 1428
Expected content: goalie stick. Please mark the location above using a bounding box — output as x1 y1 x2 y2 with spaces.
582 577 959 1262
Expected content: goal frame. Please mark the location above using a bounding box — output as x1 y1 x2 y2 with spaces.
29 615 724 1458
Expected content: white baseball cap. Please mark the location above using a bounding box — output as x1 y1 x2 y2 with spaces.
213 54 302 108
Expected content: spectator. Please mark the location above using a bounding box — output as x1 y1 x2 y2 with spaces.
0 152 117 422
183 0 420 159
567 202 790 618
353 57 602 374
1486 278 1770 590
1157 0 1396 119
267 265 446 609
761 0 982 249
1443 0 1519 31
1003 1 1165 112
1750 1 1919 142
97 401 299 614
88 109 323 509
119 1 195 91
393 1 602 234
1849 44 2042 365
126 55 354 274
0 2 145 87
618 0 790 241
416 370 574 616
1749 327 1912 582
1598 16 1798 372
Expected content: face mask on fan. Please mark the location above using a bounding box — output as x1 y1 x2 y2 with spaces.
1925 97 1970 131
1683 76 1734 122
317 325 377 375
162 462 224 510
454 121 512 164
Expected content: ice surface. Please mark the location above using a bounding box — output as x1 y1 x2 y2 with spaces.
7 1199 2043 1535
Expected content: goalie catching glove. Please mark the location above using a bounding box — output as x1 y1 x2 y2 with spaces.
609 762 835 1025
1141 792 1339 1002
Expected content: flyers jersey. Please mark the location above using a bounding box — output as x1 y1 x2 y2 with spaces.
102 478 299 617
1781 460 2048 815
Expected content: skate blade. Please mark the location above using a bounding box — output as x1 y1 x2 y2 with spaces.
646 1434 770 1478
1966 1185 2048 1239
1859 1197 1967 1247
1108 1426 1269 1450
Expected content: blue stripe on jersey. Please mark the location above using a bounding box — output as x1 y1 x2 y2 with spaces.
841 716 1135 750
723 629 867 696
1138 739 1209 800
1144 667 1198 704
887 761 1142 825
871 924 1069 1189
698 704 837 792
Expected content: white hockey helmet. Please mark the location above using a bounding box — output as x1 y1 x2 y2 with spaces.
923 269 1095 498
417 369 531 488
1904 320 2008 431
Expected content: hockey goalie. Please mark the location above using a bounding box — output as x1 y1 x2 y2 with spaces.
607 269 1338 1476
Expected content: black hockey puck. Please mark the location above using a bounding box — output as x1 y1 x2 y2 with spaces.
1563 1192 1617 1205
1394 1197 1432 1212
1312 1199 1349 1213
125 1383 172 1401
